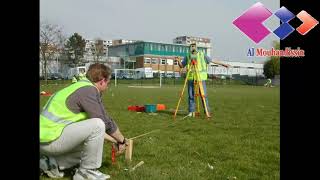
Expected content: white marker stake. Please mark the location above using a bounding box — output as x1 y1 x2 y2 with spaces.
130 161 144 172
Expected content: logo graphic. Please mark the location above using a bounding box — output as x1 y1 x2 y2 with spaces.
233 2 318 43
273 6 295 40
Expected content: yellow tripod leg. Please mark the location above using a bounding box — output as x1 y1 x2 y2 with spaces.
192 65 200 117
196 81 200 117
193 78 200 117
194 64 211 118
173 67 192 120
198 81 210 118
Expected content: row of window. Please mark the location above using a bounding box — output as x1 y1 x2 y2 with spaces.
84 52 107 55
85 48 107 51
85 40 108 43
144 58 178 65
146 43 189 53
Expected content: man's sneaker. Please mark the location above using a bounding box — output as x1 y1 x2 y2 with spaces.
40 155 64 178
187 112 195 117
73 168 110 180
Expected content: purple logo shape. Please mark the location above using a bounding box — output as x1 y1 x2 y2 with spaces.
274 6 295 22
233 2 272 43
273 6 295 39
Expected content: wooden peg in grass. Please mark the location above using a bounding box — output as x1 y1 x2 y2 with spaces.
125 139 133 162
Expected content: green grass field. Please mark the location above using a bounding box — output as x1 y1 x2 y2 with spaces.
40 82 279 180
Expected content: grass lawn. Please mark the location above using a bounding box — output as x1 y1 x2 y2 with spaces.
40 82 279 180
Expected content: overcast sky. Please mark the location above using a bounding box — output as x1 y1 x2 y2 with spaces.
40 0 280 62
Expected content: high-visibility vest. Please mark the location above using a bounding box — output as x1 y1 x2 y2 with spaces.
40 78 94 143
186 51 208 80
268 79 272 83
72 76 77 83
78 72 85 80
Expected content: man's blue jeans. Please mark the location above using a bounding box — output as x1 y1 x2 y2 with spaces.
187 80 210 113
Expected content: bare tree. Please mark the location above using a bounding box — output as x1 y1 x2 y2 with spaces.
92 38 105 62
40 21 65 84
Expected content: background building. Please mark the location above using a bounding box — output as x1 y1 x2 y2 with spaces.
83 39 109 62
173 36 212 57
208 61 264 77
112 39 138 46
108 41 209 76
40 36 266 81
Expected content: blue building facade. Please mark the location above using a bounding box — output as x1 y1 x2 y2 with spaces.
108 41 209 74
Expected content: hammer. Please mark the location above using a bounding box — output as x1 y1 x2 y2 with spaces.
104 134 133 162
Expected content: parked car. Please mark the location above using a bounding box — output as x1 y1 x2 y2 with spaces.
48 73 64 80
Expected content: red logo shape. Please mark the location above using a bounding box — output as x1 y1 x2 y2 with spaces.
296 10 319 35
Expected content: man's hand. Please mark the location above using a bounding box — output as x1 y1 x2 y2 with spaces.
115 138 129 155
223 64 232 68
175 56 182 62
117 143 126 154
175 56 184 68
212 60 232 68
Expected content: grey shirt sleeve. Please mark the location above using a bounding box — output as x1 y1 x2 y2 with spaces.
182 55 212 66
181 56 187 67
67 86 118 134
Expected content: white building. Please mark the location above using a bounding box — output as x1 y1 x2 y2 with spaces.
84 39 110 62
208 61 264 77
112 39 138 46
173 36 212 57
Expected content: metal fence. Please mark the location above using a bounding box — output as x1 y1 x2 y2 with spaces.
40 75 275 87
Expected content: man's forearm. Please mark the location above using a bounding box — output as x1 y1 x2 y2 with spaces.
109 128 125 143
212 60 230 67
104 133 117 143
175 56 184 68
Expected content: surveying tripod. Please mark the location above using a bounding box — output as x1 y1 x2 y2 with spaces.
173 56 211 119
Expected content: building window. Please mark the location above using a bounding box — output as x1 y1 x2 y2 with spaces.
167 59 173 65
144 58 151 64
172 46 175 52
161 59 166 65
151 58 158 64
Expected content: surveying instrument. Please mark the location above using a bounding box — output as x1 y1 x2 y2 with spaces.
173 43 211 120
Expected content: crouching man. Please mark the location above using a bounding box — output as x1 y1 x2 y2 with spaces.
40 63 128 180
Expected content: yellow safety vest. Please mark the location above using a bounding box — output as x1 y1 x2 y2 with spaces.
72 76 77 83
40 78 94 143
186 51 208 80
